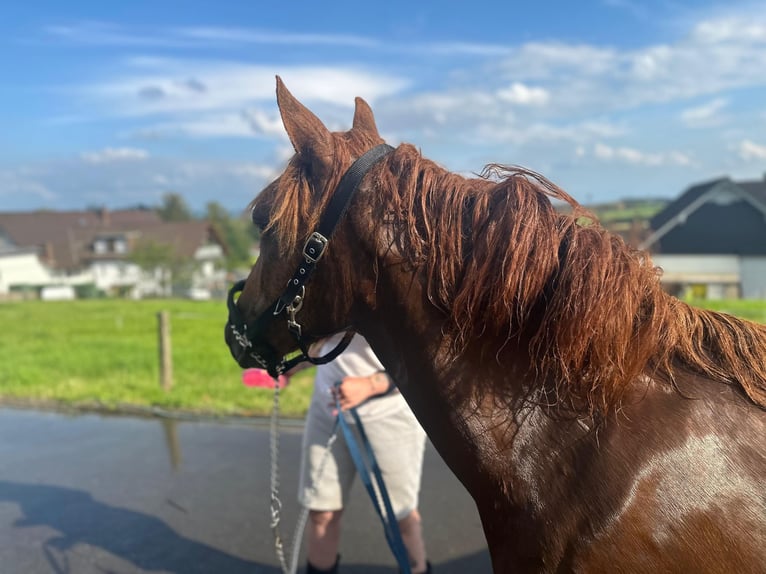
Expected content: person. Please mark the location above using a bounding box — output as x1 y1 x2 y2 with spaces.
298 333 430 574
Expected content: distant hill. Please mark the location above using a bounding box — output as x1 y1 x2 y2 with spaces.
555 198 670 246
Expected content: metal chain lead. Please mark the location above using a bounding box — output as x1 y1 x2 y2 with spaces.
269 374 289 573
268 372 339 574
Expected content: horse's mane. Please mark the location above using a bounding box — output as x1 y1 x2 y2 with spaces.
257 137 766 414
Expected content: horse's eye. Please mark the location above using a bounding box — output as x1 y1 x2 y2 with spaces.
251 207 269 230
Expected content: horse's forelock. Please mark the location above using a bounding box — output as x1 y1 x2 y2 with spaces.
253 130 380 257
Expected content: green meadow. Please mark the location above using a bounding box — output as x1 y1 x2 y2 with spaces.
0 299 315 418
684 298 766 324
1 298 764 418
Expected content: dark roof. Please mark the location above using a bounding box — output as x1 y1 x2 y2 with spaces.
738 179 766 206
0 209 223 270
643 174 766 252
649 177 729 230
649 175 766 232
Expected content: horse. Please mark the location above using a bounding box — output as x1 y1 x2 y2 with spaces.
225 77 766 573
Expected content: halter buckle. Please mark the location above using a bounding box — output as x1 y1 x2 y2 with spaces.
285 287 305 339
303 232 328 264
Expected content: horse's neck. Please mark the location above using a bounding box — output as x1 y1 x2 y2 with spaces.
355 264 563 498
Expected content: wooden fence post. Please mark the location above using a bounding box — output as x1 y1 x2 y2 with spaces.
158 310 173 391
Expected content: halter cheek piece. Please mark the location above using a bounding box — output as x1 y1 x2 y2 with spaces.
226 144 395 377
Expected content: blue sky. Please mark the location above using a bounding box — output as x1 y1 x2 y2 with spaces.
2 0 766 213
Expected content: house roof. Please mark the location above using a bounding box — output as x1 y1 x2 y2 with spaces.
91 221 223 260
738 179 766 206
0 209 224 270
643 174 766 251
648 177 729 230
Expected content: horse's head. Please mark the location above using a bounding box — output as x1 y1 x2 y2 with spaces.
225 77 390 375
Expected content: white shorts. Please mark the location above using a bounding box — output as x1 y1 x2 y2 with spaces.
297 402 426 520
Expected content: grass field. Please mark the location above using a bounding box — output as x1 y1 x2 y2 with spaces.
0 299 315 418
684 298 766 323
1 298 764 418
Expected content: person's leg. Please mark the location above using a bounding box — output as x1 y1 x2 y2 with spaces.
398 508 429 573
306 509 343 572
363 406 430 572
298 403 357 572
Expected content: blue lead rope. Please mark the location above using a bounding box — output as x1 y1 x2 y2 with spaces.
334 385 411 574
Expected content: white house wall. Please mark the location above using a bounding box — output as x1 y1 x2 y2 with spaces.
195 244 223 260
651 254 766 300
0 252 52 294
90 261 143 290
740 257 766 299
651 254 739 282
192 245 226 294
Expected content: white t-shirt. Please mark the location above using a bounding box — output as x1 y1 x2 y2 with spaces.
311 333 409 422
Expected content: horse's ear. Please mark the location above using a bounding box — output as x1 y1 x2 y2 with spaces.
351 97 380 137
275 76 332 160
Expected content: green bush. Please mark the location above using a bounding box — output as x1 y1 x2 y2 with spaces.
74 283 105 299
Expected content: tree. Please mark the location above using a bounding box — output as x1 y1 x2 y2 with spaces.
128 239 197 296
205 201 256 270
157 192 193 222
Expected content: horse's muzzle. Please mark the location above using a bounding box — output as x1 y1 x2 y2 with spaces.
224 322 250 367
224 322 285 376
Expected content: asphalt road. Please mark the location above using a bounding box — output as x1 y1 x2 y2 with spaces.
0 407 491 573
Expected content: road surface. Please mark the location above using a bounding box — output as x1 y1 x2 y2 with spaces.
0 407 491 573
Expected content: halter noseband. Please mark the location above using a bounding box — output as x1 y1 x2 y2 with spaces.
226 143 395 377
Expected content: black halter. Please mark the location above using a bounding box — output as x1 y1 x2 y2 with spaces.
226 143 394 377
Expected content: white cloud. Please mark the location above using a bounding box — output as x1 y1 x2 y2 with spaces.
177 26 380 49
1 155 278 211
33 10 766 209
81 60 409 119
496 83 550 106
680 98 728 127
47 10 766 173
492 14 766 115
45 22 193 48
498 43 620 81
690 17 766 44
0 170 56 200
241 109 288 137
275 145 295 162
46 22 382 50
231 163 280 180
473 119 626 147
738 139 766 160
43 22 523 58
81 147 149 163
131 114 255 139
592 143 692 166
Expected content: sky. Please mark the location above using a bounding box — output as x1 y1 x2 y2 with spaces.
2 0 766 214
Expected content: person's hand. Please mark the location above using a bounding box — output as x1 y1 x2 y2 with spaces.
330 374 378 414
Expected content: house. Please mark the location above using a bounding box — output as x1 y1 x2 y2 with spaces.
640 174 766 299
0 245 54 297
0 208 228 299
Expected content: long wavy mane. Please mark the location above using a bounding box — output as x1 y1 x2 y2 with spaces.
256 139 766 414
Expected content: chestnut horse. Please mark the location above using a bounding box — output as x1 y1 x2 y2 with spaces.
226 78 766 573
